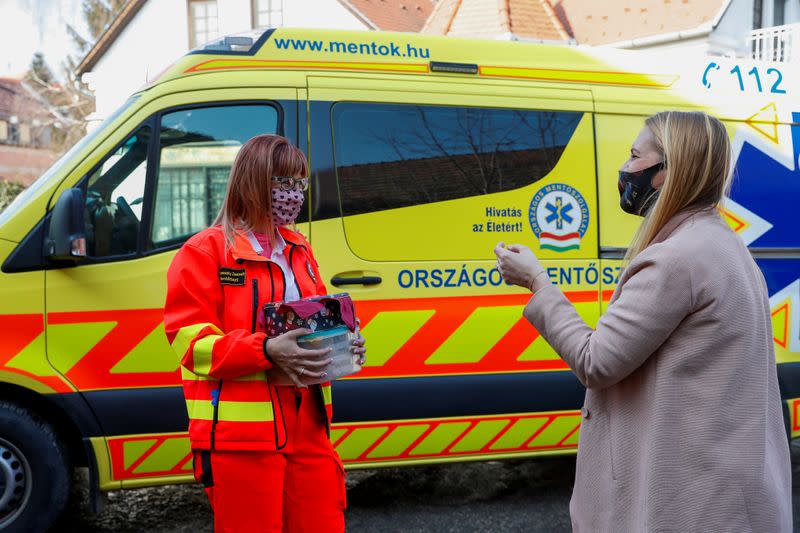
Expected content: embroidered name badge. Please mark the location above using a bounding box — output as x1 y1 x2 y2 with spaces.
218 268 246 286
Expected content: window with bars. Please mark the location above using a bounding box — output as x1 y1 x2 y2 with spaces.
189 0 219 48
150 104 280 247
252 0 283 29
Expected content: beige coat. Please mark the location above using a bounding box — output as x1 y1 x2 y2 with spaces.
524 209 792 532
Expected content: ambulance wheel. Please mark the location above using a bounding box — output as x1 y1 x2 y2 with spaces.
0 401 70 532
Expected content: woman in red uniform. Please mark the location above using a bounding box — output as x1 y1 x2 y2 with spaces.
164 134 365 532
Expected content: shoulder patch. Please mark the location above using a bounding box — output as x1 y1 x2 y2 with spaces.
219 268 246 286
306 261 317 284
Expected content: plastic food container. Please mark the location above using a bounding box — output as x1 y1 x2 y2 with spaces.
297 326 361 384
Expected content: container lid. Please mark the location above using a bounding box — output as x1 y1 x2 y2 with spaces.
298 326 350 341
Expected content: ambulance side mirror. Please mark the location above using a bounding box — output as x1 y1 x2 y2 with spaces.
45 188 87 262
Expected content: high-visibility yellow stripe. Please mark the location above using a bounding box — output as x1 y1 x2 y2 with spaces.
171 323 221 360
123 439 157 470
180 366 265 382
185 400 274 422
527 416 580 448
361 310 435 366
335 427 389 460
409 422 470 456
426 306 523 364
449 420 510 453
191 335 220 376
489 418 549 450
367 425 428 459
133 438 191 475
479 65 679 88
321 383 332 405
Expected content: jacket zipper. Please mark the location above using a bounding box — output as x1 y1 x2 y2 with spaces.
251 278 259 333
264 263 288 450
287 245 304 298
210 380 223 450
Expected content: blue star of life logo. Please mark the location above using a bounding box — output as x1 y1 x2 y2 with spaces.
545 196 574 230
529 183 589 240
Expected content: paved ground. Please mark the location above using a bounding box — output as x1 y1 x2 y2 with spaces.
53 442 800 532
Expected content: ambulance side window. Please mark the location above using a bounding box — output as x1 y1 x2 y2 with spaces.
332 103 581 216
84 125 150 258
149 103 279 248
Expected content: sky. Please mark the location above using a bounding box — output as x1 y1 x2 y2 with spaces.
0 0 85 78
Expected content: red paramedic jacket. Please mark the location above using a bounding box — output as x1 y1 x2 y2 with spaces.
164 226 332 451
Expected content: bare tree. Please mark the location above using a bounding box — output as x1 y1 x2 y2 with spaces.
22 0 127 154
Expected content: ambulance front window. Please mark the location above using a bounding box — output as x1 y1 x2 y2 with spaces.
84 125 150 258
149 104 279 248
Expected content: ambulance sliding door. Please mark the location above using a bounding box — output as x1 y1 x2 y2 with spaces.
307 76 600 466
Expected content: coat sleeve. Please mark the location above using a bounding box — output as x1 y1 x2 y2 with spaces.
523 252 693 389
164 242 273 380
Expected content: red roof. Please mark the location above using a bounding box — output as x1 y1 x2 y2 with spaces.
341 0 434 32
423 0 727 44
552 0 726 45
423 0 571 41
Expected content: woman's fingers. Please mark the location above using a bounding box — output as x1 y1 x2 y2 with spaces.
293 357 331 369
297 347 332 359
286 370 306 388
300 369 327 381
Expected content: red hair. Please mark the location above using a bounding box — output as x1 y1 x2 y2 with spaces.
214 134 308 246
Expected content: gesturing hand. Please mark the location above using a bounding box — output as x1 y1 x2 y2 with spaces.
494 242 550 292
265 329 332 388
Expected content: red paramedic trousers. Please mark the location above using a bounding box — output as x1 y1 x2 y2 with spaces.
192 387 346 532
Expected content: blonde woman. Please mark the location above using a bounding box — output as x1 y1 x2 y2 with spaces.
495 111 791 532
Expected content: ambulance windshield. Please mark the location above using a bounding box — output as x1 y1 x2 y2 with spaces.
0 95 140 230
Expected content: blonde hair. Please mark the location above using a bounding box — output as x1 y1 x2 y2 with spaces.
624 111 732 262
214 134 308 247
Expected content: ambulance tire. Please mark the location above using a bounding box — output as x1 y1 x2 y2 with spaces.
0 401 70 532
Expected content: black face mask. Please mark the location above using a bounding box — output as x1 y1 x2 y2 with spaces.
618 160 665 216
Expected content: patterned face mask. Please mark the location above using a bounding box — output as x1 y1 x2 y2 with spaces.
271 188 304 227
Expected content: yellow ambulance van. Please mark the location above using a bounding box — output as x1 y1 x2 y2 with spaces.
0 27 797 529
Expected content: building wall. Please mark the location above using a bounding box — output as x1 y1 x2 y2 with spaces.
283 0 368 30
85 0 367 124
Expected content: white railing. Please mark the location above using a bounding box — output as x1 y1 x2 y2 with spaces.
747 23 800 62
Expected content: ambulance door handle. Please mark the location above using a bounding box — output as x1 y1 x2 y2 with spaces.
330 276 382 286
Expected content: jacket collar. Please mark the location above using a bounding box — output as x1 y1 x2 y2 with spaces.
230 227 306 262
651 207 718 245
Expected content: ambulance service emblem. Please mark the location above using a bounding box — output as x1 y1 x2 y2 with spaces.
529 183 589 252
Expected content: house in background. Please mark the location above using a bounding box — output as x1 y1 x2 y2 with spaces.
76 0 433 123
0 78 56 186
423 0 800 59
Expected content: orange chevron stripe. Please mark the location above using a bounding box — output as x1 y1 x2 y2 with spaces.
48 309 178 390
772 303 789 349
0 314 72 393
354 292 596 378
108 434 193 480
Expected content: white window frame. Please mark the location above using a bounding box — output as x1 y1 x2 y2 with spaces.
252 0 284 29
188 0 219 48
